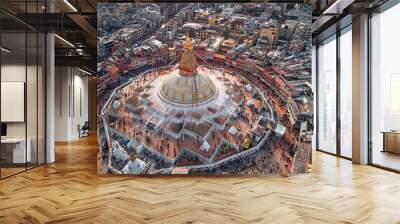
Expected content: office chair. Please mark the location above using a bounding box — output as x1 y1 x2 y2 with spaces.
79 121 90 138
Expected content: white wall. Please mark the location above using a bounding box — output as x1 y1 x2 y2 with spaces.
54 66 89 141
55 66 69 141
71 72 89 138
1 64 26 138
1 64 42 138
1 63 46 164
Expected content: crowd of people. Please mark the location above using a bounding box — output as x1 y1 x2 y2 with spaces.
174 150 205 167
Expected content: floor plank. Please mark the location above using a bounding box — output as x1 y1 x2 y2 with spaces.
0 135 399 224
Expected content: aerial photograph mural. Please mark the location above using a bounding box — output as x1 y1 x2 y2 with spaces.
97 3 313 175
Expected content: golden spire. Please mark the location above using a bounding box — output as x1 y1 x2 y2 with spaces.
183 33 193 51
179 33 198 76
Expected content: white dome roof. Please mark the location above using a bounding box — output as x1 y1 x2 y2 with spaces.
158 70 217 106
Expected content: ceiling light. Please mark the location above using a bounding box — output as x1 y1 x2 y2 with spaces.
54 34 75 48
322 0 355 15
78 67 93 76
1 47 11 53
63 0 78 12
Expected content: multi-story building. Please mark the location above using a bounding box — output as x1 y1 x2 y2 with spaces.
219 38 237 54
258 27 279 51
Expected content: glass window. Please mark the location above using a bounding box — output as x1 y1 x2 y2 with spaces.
1 31 28 178
371 3 400 171
339 27 352 158
0 1 46 179
317 35 337 154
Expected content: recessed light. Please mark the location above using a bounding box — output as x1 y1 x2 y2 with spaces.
63 0 78 12
322 0 355 15
1 47 11 53
78 67 93 76
54 34 75 48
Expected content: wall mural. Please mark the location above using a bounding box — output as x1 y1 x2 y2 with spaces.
97 3 313 176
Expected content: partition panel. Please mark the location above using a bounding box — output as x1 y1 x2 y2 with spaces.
0 1 47 179
0 31 28 178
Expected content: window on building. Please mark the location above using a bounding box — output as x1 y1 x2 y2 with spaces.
339 27 352 158
371 2 400 171
317 35 337 154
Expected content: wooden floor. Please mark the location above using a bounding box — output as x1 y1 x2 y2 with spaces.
372 151 400 171
0 167 26 178
1 136 400 224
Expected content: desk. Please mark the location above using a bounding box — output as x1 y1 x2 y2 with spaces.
382 131 400 154
1 138 31 164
